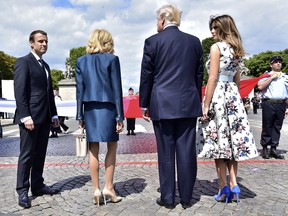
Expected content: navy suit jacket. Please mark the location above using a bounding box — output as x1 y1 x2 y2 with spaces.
76 53 124 122
140 26 203 120
13 52 57 124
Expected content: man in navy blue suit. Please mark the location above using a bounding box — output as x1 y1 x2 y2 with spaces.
14 30 60 208
139 5 203 209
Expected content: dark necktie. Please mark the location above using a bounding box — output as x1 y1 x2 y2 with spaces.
38 59 49 88
38 59 46 71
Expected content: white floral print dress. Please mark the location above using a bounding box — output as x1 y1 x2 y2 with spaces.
196 41 259 161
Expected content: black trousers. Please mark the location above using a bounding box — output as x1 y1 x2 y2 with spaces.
51 116 68 133
261 101 286 148
126 118 136 131
153 117 197 205
16 121 50 194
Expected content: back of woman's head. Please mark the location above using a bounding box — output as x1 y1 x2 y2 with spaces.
86 29 114 54
156 4 182 26
209 14 245 57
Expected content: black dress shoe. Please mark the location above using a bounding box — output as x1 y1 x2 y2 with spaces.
32 185 60 196
269 148 284 159
180 201 192 209
18 191 31 208
131 131 136 135
49 134 58 138
156 198 175 209
262 147 270 159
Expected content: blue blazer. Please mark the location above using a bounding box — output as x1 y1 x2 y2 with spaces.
13 52 57 124
140 26 203 120
76 53 124 122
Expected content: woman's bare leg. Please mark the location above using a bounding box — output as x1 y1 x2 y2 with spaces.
104 141 118 190
89 142 100 191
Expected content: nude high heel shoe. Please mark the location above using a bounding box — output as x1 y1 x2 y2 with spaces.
102 187 122 204
92 189 102 206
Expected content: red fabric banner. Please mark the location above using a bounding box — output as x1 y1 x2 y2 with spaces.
124 74 270 118
123 96 142 118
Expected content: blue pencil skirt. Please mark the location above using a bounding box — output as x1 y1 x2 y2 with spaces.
83 102 119 142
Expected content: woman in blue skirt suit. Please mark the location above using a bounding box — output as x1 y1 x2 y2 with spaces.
76 29 124 206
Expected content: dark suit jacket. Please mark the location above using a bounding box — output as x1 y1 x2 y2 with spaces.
13 52 57 124
76 53 124 122
140 26 203 120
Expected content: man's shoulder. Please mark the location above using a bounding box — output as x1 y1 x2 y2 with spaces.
17 53 33 60
15 53 35 65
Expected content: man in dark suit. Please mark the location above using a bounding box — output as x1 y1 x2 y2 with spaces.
13 30 60 208
139 5 203 209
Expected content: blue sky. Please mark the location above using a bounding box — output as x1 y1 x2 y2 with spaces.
52 0 74 8
0 0 287 93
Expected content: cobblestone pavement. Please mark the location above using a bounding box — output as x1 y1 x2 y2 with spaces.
0 109 288 216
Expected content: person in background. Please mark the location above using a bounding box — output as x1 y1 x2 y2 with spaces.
196 15 258 204
251 94 259 114
13 30 60 208
126 87 136 135
50 90 69 138
76 29 124 206
258 55 288 159
243 96 251 114
140 4 203 209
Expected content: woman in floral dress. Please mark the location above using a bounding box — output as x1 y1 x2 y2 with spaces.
196 15 258 203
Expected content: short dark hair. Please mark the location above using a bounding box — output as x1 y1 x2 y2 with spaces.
129 87 133 91
29 30 47 43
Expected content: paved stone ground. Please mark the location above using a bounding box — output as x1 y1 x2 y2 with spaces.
0 109 288 216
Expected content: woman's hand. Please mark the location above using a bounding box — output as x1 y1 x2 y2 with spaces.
79 120 85 129
116 121 124 134
200 106 209 122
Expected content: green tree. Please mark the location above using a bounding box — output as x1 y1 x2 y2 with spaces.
0 51 16 97
0 51 16 80
50 69 64 90
66 46 86 77
201 37 214 85
244 49 288 77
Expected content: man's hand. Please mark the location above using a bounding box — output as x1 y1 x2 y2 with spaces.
52 118 60 127
142 108 150 122
24 119 34 131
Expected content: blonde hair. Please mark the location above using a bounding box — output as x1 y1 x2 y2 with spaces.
209 15 245 58
86 29 114 54
156 4 182 26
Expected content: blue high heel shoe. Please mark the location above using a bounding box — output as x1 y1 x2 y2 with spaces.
229 185 241 204
214 186 230 203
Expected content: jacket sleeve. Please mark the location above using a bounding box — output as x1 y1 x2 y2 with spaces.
47 64 58 117
75 60 84 120
195 39 204 102
13 58 31 119
139 38 155 108
110 56 124 121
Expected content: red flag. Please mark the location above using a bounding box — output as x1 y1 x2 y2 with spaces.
123 96 142 118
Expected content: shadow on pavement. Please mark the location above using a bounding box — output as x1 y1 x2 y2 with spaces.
114 178 147 197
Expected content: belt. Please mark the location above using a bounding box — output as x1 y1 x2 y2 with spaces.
263 98 286 104
218 74 233 82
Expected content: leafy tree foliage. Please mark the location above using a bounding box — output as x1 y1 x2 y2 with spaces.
244 49 288 77
201 37 215 84
50 69 64 90
0 51 16 80
66 46 86 77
